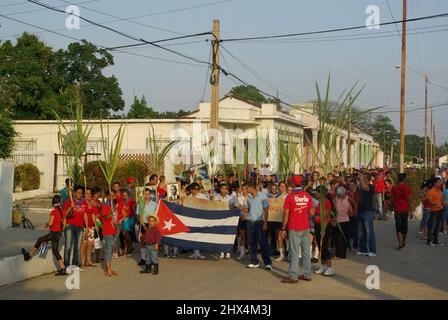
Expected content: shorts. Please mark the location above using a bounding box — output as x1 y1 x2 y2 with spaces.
122 216 135 232
268 222 282 233
82 227 95 242
394 212 409 234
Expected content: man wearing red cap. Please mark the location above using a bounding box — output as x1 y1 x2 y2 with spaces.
280 175 315 283
126 177 137 199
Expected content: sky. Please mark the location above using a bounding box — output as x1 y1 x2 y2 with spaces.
1 0 448 144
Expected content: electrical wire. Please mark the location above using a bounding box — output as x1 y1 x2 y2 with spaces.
1 0 100 17
220 12 448 42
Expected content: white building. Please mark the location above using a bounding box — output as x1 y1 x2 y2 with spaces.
12 96 383 193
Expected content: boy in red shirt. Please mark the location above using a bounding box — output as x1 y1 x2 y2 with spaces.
22 195 67 276
391 173 413 250
101 190 118 277
280 175 315 284
140 215 162 275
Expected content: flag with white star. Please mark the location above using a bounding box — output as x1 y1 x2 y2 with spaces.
156 200 240 253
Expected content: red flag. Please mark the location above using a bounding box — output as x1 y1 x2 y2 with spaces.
156 201 190 236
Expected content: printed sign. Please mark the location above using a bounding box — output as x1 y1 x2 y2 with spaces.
183 197 229 211
268 198 285 222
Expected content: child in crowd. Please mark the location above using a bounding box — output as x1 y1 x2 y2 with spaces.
140 215 162 275
22 195 67 276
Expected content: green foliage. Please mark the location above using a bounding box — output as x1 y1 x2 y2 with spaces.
0 113 17 159
14 163 40 191
148 125 177 174
404 168 433 213
127 96 158 119
228 85 267 104
0 33 124 120
122 160 148 186
84 160 108 191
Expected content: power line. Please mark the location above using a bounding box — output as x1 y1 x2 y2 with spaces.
0 14 207 68
220 12 448 42
386 0 402 37
26 0 213 66
1 0 100 17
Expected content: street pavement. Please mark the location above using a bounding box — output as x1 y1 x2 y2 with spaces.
0 218 447 300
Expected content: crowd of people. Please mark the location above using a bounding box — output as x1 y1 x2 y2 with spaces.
20 166 448 283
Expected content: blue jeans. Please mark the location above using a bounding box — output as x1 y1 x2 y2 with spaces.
64 224 83 268
103 235 115 263
246 221 272 266
443 206 448 226
358 211 376 254
145 244 159 264
288 230 311 279
421 208 430 229
350 216 359 249
374 193 383 219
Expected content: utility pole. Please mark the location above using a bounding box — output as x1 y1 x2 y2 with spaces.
424 75 428 169
210 19 220 131
399 0 407 173
433 124 436 168
430 107 433 168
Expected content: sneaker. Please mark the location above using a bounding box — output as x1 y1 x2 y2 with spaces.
197 254 206 259
430 243 436 247
323 268 336 276
236 253 245 260
172 254 177 259
219 252 225 259
225 253 231 259
164 254 169 258
265 265 272 271
275 255 285 262
367 252 377 257
311 258 319 264
21 248 31 261
190 253 198 259
54 269 68 276
356 251 368 256
137 259 145 266
246 263 260 269
314 266 328 274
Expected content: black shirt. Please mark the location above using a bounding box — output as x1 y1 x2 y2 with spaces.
358 184 375 213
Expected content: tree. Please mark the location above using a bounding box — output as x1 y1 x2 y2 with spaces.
127 96 157 119
0 33 124 119
228 85 267 104
0 113 17 159
403 134 425 162
370 115 399 159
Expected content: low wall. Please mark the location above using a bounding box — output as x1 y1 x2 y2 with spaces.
13 189 50 202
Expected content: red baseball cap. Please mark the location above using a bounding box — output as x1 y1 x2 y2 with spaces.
291 175 304 186
126 177 136 184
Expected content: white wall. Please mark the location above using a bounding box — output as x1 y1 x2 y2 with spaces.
0 161 14 230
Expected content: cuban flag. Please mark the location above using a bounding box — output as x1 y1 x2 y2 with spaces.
156 200 240 253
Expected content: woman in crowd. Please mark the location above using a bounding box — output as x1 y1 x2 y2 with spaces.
237 184 249 260
419 181 431 241
80 188 100 268
334 186 353 259
275 181 289 262
314 186 336 276
157 175 167 200
347 180 360 251
22 195 67 276
63 185 89 270
119 189 136 255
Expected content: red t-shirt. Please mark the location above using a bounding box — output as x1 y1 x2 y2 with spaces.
157 187 167 197
374 178 385 193
315 199 333 224
283 190 314 231
50 208 63 232
63 199 88 228
391 183 412 212
117 198 136 219
101 205 117 236
85 203 98 228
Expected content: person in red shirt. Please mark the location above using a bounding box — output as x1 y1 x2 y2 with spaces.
157 175 167 200
373 173 385 220
101 190 118 277
118 189 136 254
21 195 67 276
280 175 315 284
391 173 413 250
140 214 162 275
63 185 89 270
80 188 100 267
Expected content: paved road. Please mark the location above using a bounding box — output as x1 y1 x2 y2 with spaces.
1 218 447 300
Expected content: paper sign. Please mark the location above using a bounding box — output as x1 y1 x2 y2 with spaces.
183 197 229 211
268 198 285 222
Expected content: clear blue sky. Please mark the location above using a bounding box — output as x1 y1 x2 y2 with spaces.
1 0 448 144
